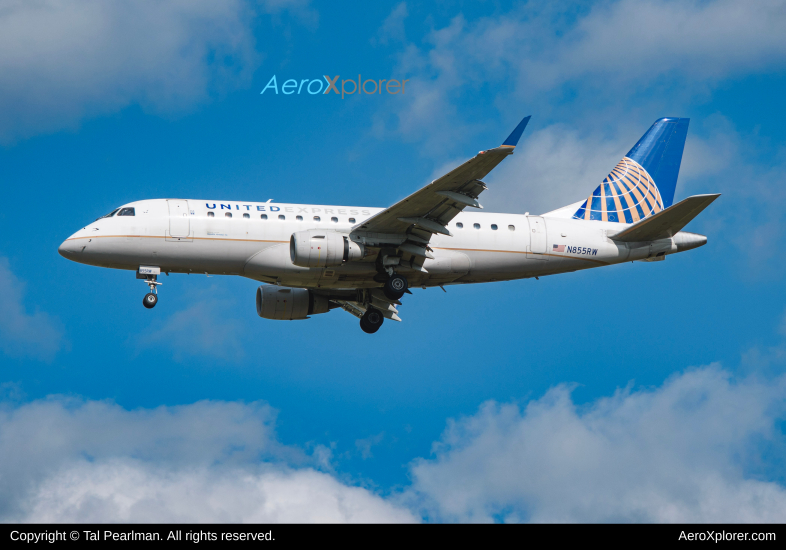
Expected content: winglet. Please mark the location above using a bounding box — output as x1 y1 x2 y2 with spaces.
501 115 531 147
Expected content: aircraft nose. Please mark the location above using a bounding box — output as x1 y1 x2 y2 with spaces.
58 239 78 258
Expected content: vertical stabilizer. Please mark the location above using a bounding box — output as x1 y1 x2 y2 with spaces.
573 118 689 223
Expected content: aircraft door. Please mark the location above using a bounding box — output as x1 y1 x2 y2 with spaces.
527 216 548 260
168 200 190 238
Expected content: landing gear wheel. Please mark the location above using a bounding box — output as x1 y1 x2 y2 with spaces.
360 308 384 334
383 274 408 301
143 293 158 309
140 272 162 309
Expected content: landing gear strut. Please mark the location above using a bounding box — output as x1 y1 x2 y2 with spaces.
360 308 384 334
141 275 161 309
383 274 408 301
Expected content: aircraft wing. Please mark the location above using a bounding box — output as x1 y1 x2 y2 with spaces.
350 116 531 260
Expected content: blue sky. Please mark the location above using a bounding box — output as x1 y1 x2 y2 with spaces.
2 0 786 522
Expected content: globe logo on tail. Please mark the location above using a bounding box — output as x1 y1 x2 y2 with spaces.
573 157 664 223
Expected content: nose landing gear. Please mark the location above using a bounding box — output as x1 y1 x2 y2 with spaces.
142 276 161 309
137 266 162 309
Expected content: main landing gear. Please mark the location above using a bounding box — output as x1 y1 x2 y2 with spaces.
383 273 408 301
360 308 384 334
359 271 408 333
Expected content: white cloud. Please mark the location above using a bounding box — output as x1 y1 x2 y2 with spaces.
25 461 414 523
546 0 786 86
675 115 786 275
407 366 786 523
483 123 626 215
132 289 247 361
0 0 311 143
4 367 786 523
0 396 416 522
373 2 408 46
0 258 65 361
380 0 786 146
355 432 385 460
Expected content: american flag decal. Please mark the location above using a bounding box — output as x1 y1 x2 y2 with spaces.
553 244 565 252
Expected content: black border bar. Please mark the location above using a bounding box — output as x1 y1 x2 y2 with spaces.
2 524 784 545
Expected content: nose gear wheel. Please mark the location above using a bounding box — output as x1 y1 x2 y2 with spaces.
143 293 158 308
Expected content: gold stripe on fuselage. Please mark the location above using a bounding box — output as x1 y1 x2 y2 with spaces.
66 236 610 265
65 235 289 244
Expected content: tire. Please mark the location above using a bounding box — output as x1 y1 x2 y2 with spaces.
360 318 375 334
383 274 408 301
143 293 158 309
360 308 384 333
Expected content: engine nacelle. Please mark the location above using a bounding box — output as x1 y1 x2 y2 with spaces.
290 230 365 268
256 286 330 320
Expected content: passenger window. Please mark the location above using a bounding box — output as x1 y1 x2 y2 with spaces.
474 223 480 229
348 217 356 223
278 215 285 220
243 213 250 219
491 224 498 230
508 225 515 231
118 207 135 216
260 214 268 220
296 215 303 221
207 211 214 218
456 222 463 228
331 217 338 223
314 216 321 222
225 212 232 218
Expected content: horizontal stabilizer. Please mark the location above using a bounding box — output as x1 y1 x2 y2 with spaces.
609 194 720 242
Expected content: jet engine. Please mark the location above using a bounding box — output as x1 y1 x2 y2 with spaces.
290 230 365 268
256 286 330 320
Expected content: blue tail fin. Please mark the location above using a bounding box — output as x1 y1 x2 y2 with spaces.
573 117 689 223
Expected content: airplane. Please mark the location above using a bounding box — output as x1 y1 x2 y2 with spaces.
58 116 718 333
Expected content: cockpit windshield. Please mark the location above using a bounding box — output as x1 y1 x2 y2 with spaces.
97 208 120 221
118 207 135 216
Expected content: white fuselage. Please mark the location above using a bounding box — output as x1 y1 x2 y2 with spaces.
58 198 706 289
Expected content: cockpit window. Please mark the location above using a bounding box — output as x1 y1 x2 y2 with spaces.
117 207 135 216
98 208 120 220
